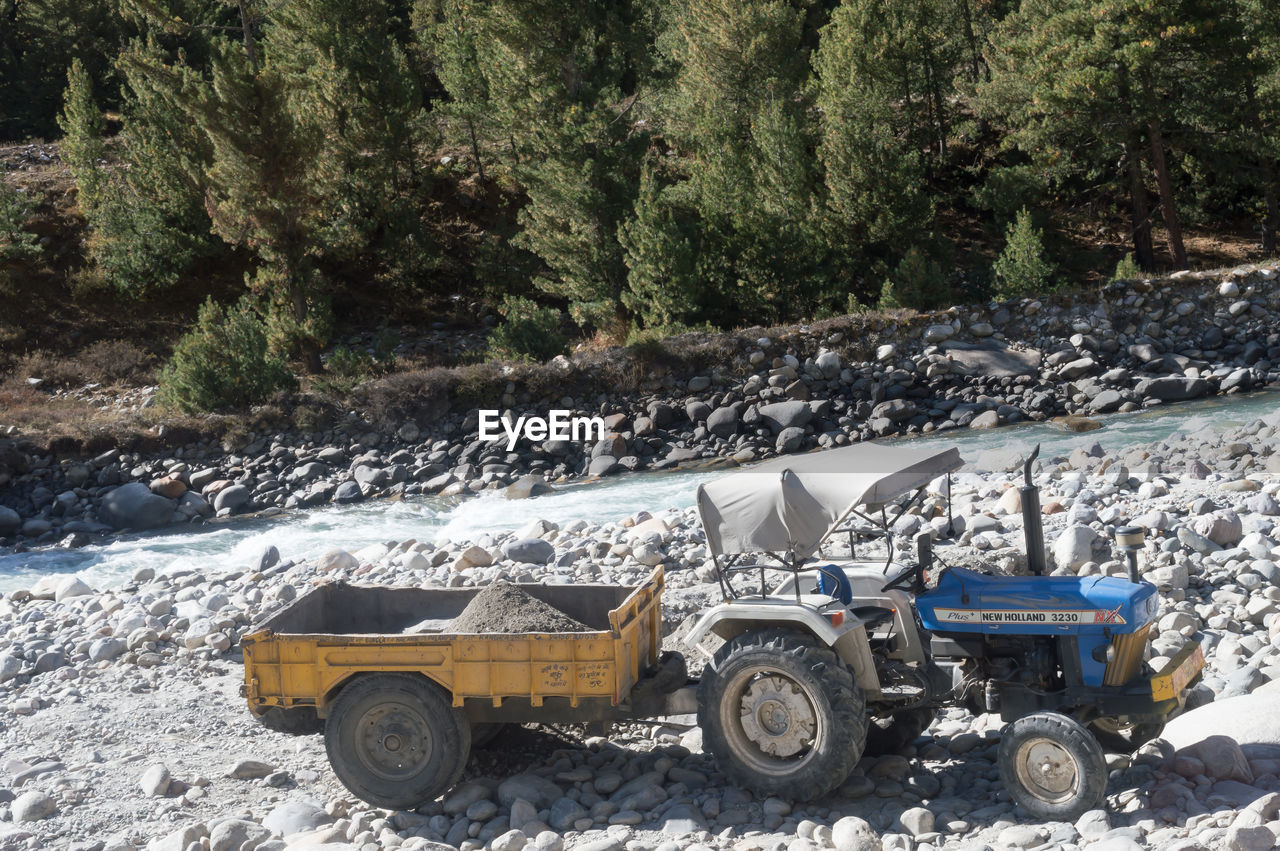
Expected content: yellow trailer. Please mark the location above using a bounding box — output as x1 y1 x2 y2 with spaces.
241 567 687 809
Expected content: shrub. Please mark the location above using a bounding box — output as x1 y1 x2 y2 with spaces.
0 182 41 294
992 208 1055 299
1111 253 1142 283
488 296 568 362
159 297 296 412
877 246 950 311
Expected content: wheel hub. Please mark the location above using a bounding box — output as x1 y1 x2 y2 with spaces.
1016 737 1079 802
738 675 816 757
357 702 431 780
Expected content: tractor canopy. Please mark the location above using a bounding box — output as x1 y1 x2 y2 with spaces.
696 442 963 560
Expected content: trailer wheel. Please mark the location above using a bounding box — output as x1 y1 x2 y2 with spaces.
255 706 324 736
998 711 1107 821
864 706 936 756
325 674 469 809
698 628 866 801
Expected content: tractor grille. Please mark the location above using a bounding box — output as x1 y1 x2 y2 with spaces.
1103 624 1151 686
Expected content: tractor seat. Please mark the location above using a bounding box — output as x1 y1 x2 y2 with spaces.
849 606 895 630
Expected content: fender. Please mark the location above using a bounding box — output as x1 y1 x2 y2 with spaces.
684 597 882 698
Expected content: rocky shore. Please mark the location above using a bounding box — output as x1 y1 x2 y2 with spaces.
2 263 1280 549
3 413 1280 849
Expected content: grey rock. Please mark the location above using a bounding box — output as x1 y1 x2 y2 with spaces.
776 427 806 453
1054 524 1098 570
209 819 271 851
333 481 363 503
100 482 176 531
0 505 19 533
757 401 812 433
139 764 171 796
263 801 331 837
1136 376 1211 402
11 790 56 822
88 637 127 663
706 406 739 438
54 575 92 601
213 484 251 513
503 537 555 564
506 476 553 500
588 456 620 476
832 815 878 851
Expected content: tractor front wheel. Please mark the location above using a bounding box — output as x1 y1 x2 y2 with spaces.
998 711 1107 820
698 628 866 801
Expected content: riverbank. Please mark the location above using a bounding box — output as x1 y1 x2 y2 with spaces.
3 409 1280 848
2 262 1279 556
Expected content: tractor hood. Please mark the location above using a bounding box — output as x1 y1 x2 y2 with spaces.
917 567 1159 635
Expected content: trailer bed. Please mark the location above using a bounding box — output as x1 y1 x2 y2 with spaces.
242 567 664 720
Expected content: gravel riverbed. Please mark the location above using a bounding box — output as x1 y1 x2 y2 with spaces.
4 413 1280 850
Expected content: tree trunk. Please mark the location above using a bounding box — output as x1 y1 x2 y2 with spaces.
468 116 486 182
956 0 983 85
1124 131 1155 271
237 1 259 71
1245 83 1278 254
1147 118 1186 268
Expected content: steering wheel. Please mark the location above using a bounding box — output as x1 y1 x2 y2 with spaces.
881 562 926 594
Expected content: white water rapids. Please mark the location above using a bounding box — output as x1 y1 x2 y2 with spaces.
1 390 1276 592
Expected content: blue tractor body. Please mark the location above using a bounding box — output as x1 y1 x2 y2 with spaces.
916 568 1161 687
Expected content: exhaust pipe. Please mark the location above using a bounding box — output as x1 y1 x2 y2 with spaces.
1021 444 1046 575
1115 526 1145 582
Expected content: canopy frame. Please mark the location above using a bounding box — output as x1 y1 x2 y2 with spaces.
696 443 962 602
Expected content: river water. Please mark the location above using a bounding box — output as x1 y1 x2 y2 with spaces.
2 391 1277 592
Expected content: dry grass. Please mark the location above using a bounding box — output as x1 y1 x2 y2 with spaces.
2 340 156 391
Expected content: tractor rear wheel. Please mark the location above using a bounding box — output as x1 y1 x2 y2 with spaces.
325 673 470 809
698 628 866 801
998 711 1107 821
864 706 936 756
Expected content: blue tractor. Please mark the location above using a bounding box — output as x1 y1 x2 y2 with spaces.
686 442 1205 819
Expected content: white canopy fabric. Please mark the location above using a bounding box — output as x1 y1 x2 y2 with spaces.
696 442 964 560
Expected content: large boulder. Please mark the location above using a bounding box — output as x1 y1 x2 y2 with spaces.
263 801 331 837
943 341 1041 378
503 538 555 565
1193 509 1244 547
0 505 20 533
757 401 812 433
1135 376 1212 402
506 476 553 500
1164 682 1280 752
100 483 176 531
1054 524 1099 570
706 406 740 438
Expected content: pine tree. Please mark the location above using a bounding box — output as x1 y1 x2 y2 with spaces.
652 0 828 323
812 0 944 254
977 0 1242 271
476 0 654 329
57 59 107 216
992 208 1054 298
268 0 434 290
619 167 700 328
91 43 219 295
